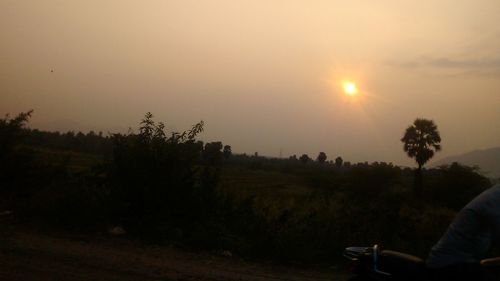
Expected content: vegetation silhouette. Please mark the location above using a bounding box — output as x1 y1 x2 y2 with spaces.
108 112 218 236
0 110 33 157
299 154 310 164
0 110 38 205
316 152 327 164
335 156 343 168
317 152 327 164
0 111 495 264
401 118 442 196
223 145 232 159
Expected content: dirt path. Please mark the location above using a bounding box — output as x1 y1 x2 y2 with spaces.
0 224 350 281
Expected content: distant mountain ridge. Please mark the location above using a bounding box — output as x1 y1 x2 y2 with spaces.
431 147 500 179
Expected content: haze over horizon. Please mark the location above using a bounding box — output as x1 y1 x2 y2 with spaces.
1 1 499 166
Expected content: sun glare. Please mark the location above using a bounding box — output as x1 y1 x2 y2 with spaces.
343 81 358 96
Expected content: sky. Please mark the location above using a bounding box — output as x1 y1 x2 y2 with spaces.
1 0 499 166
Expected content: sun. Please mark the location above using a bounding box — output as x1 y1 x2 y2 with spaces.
342 81 358 96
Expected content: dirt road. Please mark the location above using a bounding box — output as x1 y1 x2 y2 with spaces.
0 224 349 281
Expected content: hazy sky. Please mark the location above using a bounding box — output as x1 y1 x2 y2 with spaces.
1 1 499 166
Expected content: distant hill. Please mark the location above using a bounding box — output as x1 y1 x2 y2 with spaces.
431 147 500 179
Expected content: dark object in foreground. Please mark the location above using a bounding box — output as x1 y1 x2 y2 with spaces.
343 245 500 281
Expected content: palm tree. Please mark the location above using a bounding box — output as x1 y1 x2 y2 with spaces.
401 118 441 196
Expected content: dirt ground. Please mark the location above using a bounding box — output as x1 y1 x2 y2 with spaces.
0 222 350 281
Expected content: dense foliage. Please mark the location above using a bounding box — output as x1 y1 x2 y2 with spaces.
0 111 494 264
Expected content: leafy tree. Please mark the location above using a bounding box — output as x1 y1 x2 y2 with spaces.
139 112 155 141
335 156 343 168
299 154 310 164
203 142 223 165
0 110 33 158
223 145 232 159
316 152 327 163
401 118 441 196
109 113 207 229
0 110 42 203
427 162 490 210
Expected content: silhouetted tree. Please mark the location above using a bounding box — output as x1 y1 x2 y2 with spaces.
317 152 327 163
335 156 343 168
0 110 33 157
223 145 232 159
109 113 206 229
401 118 441 196
299 154 310 164
203 142 223 165
140 112 155 142
427 162 490 210
0 110 36 200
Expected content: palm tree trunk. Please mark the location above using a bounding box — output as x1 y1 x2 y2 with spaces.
414 165 423 198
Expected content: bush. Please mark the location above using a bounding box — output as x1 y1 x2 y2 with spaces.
107 113 221 234
426 163 491 210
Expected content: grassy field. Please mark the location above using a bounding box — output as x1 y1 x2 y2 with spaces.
29 146 104 172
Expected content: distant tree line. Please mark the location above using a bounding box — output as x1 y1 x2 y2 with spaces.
20 127 112 156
